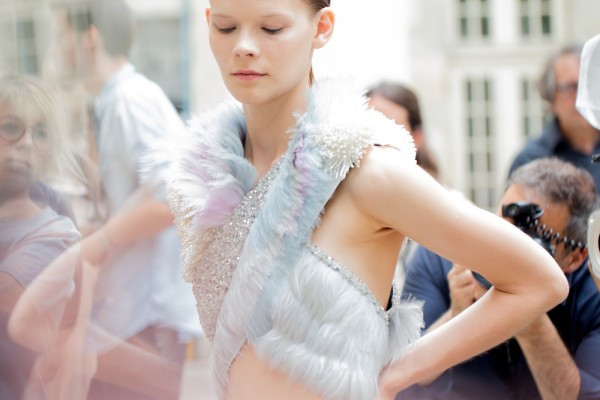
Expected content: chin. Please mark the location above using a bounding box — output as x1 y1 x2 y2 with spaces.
228 89 270 106
1 176 33 198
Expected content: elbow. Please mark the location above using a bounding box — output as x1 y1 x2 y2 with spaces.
543 269 569 311
7 300 45 351
7 311 26 347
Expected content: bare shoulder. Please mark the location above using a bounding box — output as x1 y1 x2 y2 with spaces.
344 145 443 223
342 144 491 251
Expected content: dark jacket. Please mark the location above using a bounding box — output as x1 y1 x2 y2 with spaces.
397 245 600 400
509 117 600 191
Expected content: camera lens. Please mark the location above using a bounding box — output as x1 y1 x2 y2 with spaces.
504 203 520 217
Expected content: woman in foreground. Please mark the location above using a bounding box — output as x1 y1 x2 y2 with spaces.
167 0 569 398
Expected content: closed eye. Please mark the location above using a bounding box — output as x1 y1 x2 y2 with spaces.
262 27 283 34
215 26 235 33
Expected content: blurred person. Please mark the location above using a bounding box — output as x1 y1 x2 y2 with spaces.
9 0 202 398
164 0 568 399
0 74 80 400
577 33 600 292
509 44 600 189
366 81 440 179
399 157 600 400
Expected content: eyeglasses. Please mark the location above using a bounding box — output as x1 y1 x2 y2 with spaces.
0 116 51 151
555 81 578 95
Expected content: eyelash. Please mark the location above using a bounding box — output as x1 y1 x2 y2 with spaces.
262 27 282 34
217 27 235 33
214 26 283 35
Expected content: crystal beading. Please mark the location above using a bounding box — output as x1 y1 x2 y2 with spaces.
308 243 398 326
190 161 282 340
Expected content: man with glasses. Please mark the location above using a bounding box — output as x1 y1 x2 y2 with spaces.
397 158 600 400
509 44 600 190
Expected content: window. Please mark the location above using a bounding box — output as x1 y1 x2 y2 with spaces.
0 3 42 75
457 0 491 41
16 17 39 74
520 77 546 140
465 77 496 210
519 0 553 39
130 18 188 116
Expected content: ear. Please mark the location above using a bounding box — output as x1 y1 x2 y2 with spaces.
313 8 335 49
561 248 587 274
205 7 211 25
412 127 425 149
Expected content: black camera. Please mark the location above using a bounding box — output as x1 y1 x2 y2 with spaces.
473 201 555 289
501 202 556 257
501 202 543 228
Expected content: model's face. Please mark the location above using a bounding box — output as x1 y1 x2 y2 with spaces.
552 53 593 132
499 184 572 270
0 101 49 197
207 0 320 105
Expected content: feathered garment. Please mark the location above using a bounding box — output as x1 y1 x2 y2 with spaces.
166 78 423 399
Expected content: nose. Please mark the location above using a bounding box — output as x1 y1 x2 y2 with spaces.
233 30 259 58
14 129 34 151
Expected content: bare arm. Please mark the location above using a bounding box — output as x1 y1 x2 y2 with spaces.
9 186 173 349
82 186 174 265
413 264 484 384
515 315 580 400
426 264 481 331
0 272 24 314
346 147 568 397
7 246 79 352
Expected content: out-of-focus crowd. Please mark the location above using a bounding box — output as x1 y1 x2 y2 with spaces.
1 0 600 399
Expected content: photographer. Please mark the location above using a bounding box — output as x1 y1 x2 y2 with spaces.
397 157 600 400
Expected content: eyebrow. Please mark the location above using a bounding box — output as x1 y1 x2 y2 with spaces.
0 113 21 120
210 12 292 19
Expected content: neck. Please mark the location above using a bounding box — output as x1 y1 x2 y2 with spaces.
0 194 40 220
86 54 128 95
243 89 307 176
560 120 600 155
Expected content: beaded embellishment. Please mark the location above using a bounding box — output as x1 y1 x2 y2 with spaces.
308 243 399 326
191 161 282 339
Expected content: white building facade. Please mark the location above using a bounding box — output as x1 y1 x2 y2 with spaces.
1 0 598 209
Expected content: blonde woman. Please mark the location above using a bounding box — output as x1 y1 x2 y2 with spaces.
0 74 80 400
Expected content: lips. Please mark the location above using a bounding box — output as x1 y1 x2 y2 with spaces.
5 158 31 171
232 70 266 81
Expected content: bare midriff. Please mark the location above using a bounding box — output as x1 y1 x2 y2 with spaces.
226 343 324 400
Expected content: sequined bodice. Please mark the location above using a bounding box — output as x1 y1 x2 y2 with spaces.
192 162 282 339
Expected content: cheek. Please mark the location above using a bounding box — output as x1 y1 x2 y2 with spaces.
287 31 313 56
0 144 9 159
272 36 313 74
32 152 50 176
209 36 229 70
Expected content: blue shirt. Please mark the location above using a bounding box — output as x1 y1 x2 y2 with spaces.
90 63 201 349
0 207 79 400
397 245 600 400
